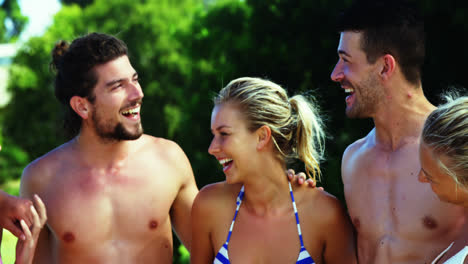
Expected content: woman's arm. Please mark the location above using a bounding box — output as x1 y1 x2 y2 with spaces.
322 196 357 264
190 188 216 264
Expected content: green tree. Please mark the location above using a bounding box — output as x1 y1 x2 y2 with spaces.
60 0 94 7
0 0 29 184
0 0 28 42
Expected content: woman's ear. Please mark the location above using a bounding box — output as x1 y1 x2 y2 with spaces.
256 125 272 151
70 96 91 119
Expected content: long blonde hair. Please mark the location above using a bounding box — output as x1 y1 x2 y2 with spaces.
422 93 468 187
214 77 325 181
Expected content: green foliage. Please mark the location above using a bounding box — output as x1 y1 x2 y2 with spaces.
0 137 28 185
175 245 190 264
0 0 28 42
1 229 17 264
60 0 94 8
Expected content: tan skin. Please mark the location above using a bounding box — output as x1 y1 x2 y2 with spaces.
419 143 468 264
330 31 466 264
20 55 198 264
190 102 357 264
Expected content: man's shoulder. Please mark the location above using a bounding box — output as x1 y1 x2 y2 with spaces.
140 134 183 155
24 141 73 175
343 131 374 160
21 142 73 195
139 135 194 180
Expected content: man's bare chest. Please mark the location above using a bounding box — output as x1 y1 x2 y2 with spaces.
41 166 179 250
344 166 464 240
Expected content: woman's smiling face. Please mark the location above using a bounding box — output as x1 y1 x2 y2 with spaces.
208 102 259 183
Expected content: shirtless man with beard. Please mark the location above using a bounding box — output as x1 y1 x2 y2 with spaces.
19 33 198 263
330 1 466 263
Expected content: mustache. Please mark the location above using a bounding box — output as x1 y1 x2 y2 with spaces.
121 99 142 110
340 79 353 88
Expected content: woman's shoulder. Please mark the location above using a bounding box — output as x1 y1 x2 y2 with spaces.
193 182 243 212
295 185 348 224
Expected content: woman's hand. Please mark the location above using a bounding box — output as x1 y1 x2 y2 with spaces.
15 195 47 264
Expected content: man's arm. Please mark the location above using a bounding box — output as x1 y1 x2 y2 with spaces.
167 142 199 251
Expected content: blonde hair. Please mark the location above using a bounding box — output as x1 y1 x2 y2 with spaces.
422 93 468 187
214 77 325 181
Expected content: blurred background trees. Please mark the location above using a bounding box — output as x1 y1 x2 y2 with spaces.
0 0 27 42
1 0 468 262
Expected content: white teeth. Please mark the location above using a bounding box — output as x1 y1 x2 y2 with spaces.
219 158 233 165
122 106 140 115
345 88 354 93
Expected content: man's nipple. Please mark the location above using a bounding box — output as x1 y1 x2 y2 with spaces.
149 219 158 230
422 215 438 230
62 232 75 243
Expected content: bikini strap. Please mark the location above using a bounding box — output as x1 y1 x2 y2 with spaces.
225 185 245 245
289 182 305 247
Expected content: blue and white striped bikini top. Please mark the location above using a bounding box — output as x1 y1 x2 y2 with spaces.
213 182 315 264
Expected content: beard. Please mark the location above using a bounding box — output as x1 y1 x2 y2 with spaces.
91 103 143 142
345 73 384 119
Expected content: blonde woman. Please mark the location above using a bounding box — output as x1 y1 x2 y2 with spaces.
191 77 357 264
418 95 468 264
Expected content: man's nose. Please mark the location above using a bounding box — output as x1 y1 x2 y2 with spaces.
330 62 344 82
129 83 144 100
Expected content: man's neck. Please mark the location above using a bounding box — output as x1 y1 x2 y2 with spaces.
72 129 139 166
372 85 435 151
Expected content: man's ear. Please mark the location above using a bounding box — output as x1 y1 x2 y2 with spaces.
256 125 272 151
380 54 396 81
70 96 91 119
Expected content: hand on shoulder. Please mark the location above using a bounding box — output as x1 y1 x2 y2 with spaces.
286 169 324 190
